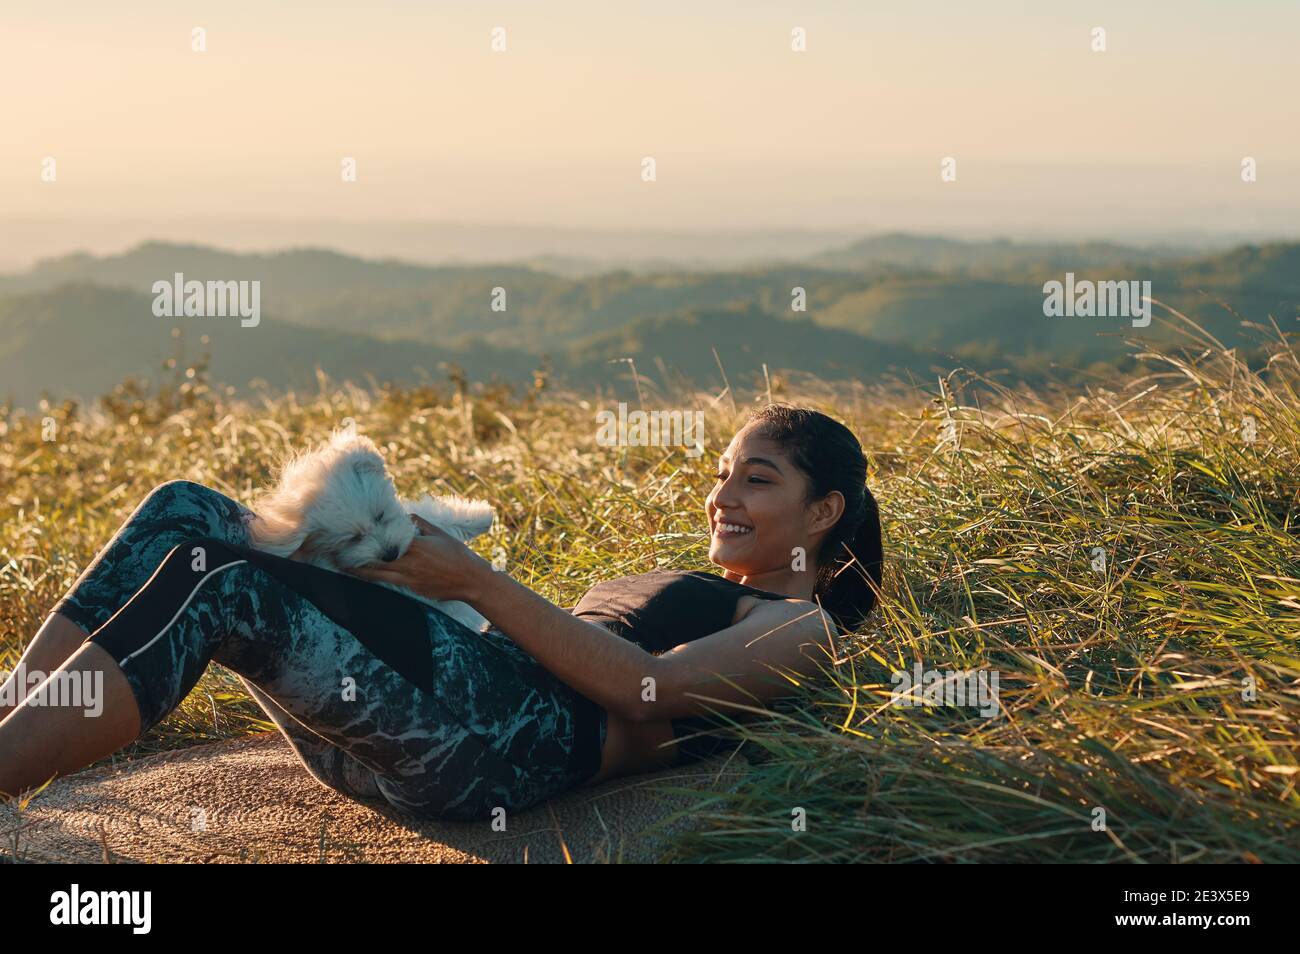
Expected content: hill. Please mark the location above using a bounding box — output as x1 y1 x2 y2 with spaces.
0 284 541 407
2 236 1297 407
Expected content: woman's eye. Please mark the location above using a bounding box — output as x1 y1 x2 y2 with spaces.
748 476 768 484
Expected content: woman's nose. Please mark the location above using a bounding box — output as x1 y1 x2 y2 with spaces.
712 478 742 507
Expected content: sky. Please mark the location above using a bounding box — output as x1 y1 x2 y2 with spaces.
2 0 1298 254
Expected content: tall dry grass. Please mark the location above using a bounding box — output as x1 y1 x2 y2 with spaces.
2 306 1297 861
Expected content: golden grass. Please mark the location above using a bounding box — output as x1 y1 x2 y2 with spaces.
2 306 1297 862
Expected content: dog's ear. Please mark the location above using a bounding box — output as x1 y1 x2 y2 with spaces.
405 493 494 542
352 454 385 478
330 430 378 452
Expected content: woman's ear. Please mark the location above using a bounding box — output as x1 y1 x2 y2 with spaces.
809 490 846 535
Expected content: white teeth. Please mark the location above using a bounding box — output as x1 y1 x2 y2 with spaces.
716 522 752 535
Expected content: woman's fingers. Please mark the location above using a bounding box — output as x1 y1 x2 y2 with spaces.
347 564 402 583
409 514 439 536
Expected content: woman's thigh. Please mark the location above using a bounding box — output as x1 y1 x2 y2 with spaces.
48 480 390 802
387 620 608 820
82 534 606 822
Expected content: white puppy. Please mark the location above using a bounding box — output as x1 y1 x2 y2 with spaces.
247 430 495 633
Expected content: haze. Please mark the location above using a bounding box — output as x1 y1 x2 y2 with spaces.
2 0 1297 268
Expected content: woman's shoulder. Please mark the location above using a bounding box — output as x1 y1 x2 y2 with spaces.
730 586 840 638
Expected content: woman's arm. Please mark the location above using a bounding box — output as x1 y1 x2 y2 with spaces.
473 573 839 724
649 599 839 723
349 523 840 724
348 526 662 721
465 565 669 722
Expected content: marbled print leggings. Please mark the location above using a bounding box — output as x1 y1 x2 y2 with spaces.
51 480 608 822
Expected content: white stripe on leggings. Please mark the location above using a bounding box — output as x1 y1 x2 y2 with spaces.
120 559 248 668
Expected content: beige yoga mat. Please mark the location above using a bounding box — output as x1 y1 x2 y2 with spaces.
0 732 751 864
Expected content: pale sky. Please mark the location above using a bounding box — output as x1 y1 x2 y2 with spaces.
2 0 1298 239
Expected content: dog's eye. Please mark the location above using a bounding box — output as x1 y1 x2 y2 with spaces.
352 531 365 542
373 513 385 523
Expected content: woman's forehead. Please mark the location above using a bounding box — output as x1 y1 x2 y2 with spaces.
721 425 784 461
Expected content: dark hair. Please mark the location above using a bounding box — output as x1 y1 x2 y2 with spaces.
745 403 884 632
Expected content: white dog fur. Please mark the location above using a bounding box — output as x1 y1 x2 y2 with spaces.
247 429 495 633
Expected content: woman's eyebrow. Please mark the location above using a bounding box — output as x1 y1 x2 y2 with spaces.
722 454 780 473
740 456 782 473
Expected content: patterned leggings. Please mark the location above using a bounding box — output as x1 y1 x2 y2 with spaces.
52 480 608 822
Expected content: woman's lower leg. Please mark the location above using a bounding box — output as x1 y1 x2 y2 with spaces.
2 514 601 818
0 641 142 798
0 612 91 721
3 480 253 722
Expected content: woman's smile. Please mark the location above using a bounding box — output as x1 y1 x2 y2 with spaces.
713 519 754 538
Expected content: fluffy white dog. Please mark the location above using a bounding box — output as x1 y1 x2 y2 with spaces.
247 429 495 633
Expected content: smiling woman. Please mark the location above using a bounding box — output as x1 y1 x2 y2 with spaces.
714 403 884 633
0 404 883 818
359 401 886 777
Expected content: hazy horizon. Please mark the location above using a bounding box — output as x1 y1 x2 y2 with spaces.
0 216 1289 276
4 0 1298 269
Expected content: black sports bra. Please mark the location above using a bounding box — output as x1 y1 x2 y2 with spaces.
571 568 790 653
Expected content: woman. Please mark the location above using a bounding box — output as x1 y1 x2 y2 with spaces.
0 404 883 821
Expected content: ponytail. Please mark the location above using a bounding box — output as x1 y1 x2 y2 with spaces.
828 483 883 631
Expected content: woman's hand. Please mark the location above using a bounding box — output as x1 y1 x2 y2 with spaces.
347 521 491 603
409 513 439 536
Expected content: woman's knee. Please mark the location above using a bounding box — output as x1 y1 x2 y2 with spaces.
137 480 213 521
138 481 252 543
142 479 233 515
144 478 208 505
150 542 289 678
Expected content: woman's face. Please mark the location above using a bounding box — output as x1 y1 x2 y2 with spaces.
706 423 842 577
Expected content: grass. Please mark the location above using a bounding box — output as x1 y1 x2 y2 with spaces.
2 305 1298 863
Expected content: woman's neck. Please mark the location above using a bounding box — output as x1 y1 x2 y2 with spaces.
720 565 817 601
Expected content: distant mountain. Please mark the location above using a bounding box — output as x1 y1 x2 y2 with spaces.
7 237 1279 356
565 305 941 395
2 237 1296 408
0 243 871 348
0 241 549 313
0 219 859 275
517 254 731 278
1170 242 1300 295
0 284 937 408
809 232 1199 274
0 284 540 407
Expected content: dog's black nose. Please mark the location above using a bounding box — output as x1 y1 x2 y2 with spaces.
382 547 401 562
